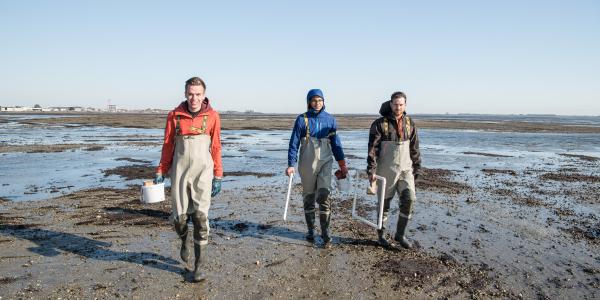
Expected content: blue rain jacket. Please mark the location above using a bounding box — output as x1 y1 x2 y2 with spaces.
287 106 345 167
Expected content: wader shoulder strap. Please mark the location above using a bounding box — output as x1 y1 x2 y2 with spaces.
176 115 181 136
405 116 411 139
382 118 389 138
303 113 310 138
175 115 208 135
200 115 208 133
189 115 209 134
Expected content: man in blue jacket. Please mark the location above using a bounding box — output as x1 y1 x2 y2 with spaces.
286 89 348 248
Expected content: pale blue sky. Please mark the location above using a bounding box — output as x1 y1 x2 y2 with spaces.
1 1 599 115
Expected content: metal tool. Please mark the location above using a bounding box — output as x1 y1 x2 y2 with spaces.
283 173 294 221
352 172 386 229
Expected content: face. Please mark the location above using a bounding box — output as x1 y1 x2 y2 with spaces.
390 97 406 117
309 96 324 111
185 85 206 112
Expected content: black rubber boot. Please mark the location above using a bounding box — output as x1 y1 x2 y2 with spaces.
394 216 413 249
304 212 315 242
316 190 332 248
319 212 332 248
377 210 391 248
174 216 190 263
193 243 207 282
377 229 391 248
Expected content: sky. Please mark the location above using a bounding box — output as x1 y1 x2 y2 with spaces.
0 1 599 115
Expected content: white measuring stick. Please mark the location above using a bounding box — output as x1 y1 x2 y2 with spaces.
283 173 294 221
352 172 386 229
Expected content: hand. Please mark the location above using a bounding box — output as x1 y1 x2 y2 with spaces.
368 173 375 182
153 173 164 184
285 167 295 177
337 160 348 179
211 177 222 197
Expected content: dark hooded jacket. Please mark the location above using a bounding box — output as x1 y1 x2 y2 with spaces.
367 100 421 176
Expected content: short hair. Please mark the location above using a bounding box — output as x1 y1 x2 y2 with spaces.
390 91 407 103
185 77 206 91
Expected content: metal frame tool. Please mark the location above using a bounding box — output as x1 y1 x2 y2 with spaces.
352 172 386 229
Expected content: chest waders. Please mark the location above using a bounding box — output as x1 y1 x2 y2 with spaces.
376 118 416 248
170 115 212 281
298 113 334 245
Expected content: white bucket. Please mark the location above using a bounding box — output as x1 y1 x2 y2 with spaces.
336 177 351 193
140 181 165 203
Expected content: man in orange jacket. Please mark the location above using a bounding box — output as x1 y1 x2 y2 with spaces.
154 76 223 282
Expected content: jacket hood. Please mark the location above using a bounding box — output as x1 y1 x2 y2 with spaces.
379 100 392 117
379 100 405 119
174 98 213 115
306 89 325 110
306 89 324 102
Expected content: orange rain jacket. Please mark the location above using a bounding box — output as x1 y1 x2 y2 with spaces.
156 100 223 177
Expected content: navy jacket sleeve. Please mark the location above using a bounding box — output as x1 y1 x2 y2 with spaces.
329 117 345 162
287 116 304 167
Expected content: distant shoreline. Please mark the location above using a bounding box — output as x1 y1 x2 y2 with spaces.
2 112 600 133
1 111 599 117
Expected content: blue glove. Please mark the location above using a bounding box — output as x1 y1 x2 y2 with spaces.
153 173 164 184
211 178 222 197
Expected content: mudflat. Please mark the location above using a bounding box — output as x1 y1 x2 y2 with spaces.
10 112 600 133
1 113 599 299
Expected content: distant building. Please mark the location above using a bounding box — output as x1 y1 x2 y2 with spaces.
0 106 32 112
48 107 69 112
107 104 117 112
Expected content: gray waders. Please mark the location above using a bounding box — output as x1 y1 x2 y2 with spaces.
376 140 416 249
170 117 213 281
298 115 334 247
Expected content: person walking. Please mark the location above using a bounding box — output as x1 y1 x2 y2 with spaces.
286 89 348 248
367 91 421 249
154 77 223 281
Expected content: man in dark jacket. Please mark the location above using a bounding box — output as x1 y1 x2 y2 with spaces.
367 91 421 249
286 89 348 248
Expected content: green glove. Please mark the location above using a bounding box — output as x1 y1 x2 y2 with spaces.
153 173 164 184
211 177 222 197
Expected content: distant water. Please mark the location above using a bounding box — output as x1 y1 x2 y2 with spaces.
413 114 600 126
1 114 599 201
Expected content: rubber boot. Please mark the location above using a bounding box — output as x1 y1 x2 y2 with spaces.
377 229 391 248
319 212 332 248
174 217 191 263
193 243 207 282
394 216 413 249
377 211 391 247
305 212 315 242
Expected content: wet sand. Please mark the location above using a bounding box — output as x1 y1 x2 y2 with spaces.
7 112 600 133
0 183 509 299
1 160 599 299
1 114 599 298
0 144 105 154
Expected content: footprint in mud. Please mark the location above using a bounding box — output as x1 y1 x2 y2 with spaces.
231 222 249 232
257 224 272 230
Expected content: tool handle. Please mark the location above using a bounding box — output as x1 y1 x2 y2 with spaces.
283 173 293 221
